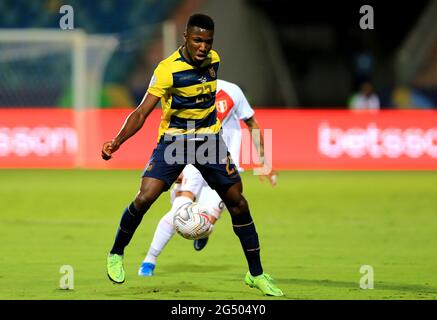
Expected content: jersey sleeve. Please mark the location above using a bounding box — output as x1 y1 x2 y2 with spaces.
209 49 220 64
234 85 255 120
147 62 173 98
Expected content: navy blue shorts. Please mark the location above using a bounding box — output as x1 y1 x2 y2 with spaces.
142 133 241 191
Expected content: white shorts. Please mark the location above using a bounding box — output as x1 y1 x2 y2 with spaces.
170 165 225 220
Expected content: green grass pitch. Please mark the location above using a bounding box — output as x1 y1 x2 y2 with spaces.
1 169 437 300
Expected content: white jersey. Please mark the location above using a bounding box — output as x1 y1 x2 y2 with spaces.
216 79 255 167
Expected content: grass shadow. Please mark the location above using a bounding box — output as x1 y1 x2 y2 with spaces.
277 278 437 294
160 263 233 274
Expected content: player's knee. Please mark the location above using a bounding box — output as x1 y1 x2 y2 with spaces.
228 197 249 216
134 191 155 213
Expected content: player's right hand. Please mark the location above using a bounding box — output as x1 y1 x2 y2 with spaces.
101 140 119 160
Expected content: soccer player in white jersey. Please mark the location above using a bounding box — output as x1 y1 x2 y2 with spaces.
138 79 278 276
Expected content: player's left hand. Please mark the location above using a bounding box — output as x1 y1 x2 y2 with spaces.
101 140 119 160
259 169 278 187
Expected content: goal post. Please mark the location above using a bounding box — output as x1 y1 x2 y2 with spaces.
0 29 118 110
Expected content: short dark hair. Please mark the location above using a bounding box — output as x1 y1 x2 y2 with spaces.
186 13 214 30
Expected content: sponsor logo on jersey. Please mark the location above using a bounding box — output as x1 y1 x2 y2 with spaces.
198 76 207 83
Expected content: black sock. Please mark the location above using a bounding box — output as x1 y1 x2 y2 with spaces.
232 213 263 276
110 203 144 255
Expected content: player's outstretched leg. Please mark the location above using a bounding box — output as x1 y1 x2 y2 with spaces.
193 215 217 251
139 196 192 276
107 177 166 284
217 181 284 297
193 188 223 251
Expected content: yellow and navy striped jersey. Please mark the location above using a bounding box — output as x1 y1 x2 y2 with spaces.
147 47 221 141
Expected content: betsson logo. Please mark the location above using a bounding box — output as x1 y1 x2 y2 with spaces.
0 127 78 157
318 123 437 159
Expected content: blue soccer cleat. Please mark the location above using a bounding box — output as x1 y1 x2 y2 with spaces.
138 262 155 276
193 237 209 251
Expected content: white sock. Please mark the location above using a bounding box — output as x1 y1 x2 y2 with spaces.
144 196 193 264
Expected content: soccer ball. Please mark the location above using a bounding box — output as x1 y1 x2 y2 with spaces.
173 202 214 240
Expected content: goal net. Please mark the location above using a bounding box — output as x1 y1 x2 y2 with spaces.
0 29 118 110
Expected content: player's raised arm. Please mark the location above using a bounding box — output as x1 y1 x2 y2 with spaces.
244 116 278 186
101 92 160 160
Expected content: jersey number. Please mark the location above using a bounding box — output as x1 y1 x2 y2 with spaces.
196 84 213 104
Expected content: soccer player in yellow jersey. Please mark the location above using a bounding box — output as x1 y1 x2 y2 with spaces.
101 13 283 296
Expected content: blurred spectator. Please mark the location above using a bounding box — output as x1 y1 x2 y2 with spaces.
392 86 434 109
348 81 380 110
